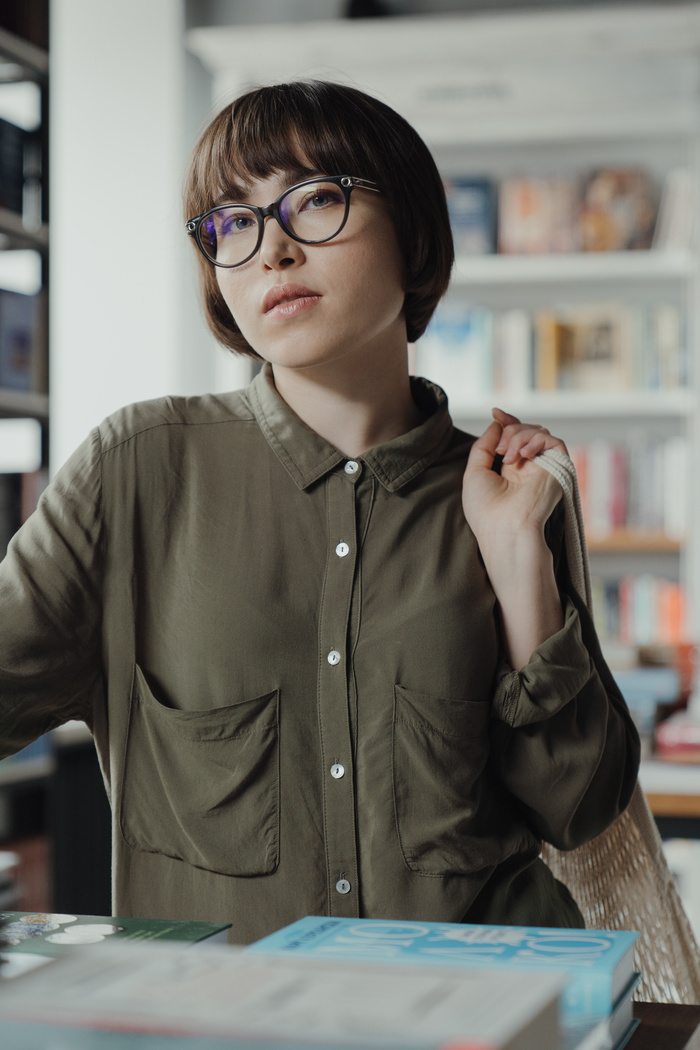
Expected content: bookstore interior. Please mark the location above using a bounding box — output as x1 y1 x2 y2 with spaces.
2 0 700 1046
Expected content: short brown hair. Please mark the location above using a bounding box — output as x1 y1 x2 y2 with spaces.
183 80 454 358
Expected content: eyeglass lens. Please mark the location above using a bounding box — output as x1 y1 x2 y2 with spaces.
199 180 349 266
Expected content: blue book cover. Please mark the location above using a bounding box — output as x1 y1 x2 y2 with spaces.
247 917 638 1020
443 177 497 255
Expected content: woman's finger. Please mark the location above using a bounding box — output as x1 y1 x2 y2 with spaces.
492 407 520 426
466 420 505 475
519 433 569 461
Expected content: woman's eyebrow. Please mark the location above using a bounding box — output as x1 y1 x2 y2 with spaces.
212 167 325 208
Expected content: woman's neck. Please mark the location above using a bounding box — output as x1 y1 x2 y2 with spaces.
269 343 425 459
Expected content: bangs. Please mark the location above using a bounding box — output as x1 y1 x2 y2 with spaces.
185 82 383 216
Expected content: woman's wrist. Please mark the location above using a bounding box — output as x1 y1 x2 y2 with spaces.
476 524 552 590
478 528 564 670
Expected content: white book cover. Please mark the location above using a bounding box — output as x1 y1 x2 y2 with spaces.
0 939 564 1050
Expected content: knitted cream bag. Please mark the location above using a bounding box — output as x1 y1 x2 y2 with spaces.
535 448 700 1004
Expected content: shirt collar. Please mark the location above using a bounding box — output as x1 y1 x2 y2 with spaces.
245 362 454 493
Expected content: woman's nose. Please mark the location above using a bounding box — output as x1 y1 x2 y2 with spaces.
258 215 305 270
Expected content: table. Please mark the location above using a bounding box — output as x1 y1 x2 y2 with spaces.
629 1003 700 1050
639 760 700 838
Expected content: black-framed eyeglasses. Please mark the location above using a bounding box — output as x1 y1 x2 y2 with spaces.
185 175 381 269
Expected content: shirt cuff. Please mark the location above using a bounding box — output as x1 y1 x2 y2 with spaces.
491 596 594 728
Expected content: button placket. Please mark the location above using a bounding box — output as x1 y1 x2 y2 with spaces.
317 471 361 917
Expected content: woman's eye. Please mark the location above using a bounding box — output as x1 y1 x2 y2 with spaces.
300 189 343 211
220 212 255 235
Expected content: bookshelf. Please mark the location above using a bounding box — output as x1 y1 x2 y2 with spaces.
0 28 49 809
453 249 694 286
432 133 693 650
0 26 49 552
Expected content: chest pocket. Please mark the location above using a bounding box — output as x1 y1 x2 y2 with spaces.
392 684 527 877
119 665 279 876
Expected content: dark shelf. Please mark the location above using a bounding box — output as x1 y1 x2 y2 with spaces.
0 206 48 251
0 387 49 419
0 24 48 82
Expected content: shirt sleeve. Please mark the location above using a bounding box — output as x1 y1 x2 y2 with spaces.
489 501 641 851
0 427 104 757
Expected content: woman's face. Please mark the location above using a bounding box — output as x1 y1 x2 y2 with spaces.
214 170 407 376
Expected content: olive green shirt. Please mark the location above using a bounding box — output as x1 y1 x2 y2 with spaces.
0 364 639 942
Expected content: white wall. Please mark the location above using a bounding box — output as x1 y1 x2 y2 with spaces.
49 0 247 471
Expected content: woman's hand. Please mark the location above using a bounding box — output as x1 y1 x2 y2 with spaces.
462 409 568 670
462 408 567 544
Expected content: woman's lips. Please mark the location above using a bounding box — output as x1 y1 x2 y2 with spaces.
262 283 322 318
267 295 322 319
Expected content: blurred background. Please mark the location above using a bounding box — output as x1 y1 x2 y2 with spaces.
1 0 700 939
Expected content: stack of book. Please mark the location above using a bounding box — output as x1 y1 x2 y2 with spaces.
591 575 688 649
571 436 687 543
0 933 565 1049
442 165 669 256
247 917 641 1050
415 300 686 399
0 911 643 1049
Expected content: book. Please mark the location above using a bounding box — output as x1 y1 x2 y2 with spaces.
0 937 564 1049
0 287 40 391
566 975 640 1050
533 310 560 390
493 310 533 395
416 303 493 397
578 168 657 252
554 304 635 392
498 175 580 255
0 116 27 216
246 917 638 1022
652 167 694 251
655 711 700 763
0 733 52 774
444 176 497 255
0 912 231 979
611 666 681 747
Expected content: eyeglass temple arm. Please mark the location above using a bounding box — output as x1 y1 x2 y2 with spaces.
349 178 381 193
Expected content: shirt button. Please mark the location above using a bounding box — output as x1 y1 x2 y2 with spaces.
330 763 345 779
335 879 351 895
344 460 359 475
327 650 341 666
335 542 350 558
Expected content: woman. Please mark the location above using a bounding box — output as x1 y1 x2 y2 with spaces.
0 80 639 942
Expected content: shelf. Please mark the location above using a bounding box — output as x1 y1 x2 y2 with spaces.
449 389 695 420
640 758 700 803
0 208 48 253
0 756 55 787
451 250 694 287
51 720 92 749
0 389 49 420
587 531 682 554
0 26 48 82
